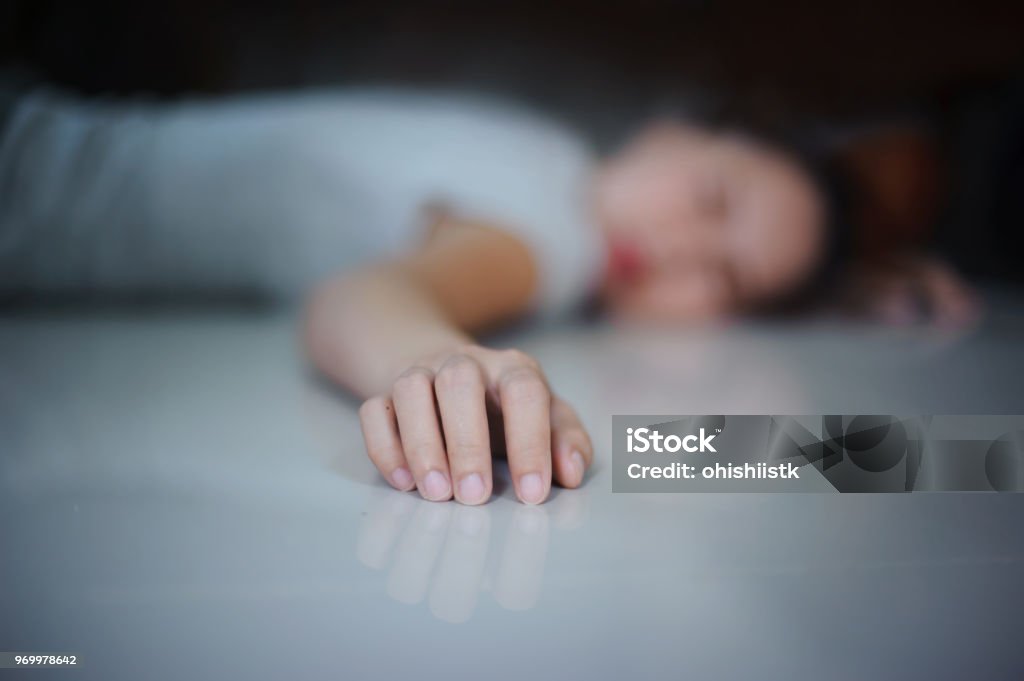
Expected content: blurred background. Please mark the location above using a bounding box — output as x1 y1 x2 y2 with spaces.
2 0 1023 287
3 6 1024 671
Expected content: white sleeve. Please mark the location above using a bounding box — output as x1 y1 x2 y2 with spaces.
427 117 606 317
0 89 387 298
326 91 607 317
0 88 606 312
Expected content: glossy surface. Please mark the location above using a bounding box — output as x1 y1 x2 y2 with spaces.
2 306 1023 680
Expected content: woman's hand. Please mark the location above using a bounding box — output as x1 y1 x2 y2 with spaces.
840 255 982 328
358 344 593 505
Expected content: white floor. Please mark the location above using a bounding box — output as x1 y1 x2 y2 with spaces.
1 304 1023 680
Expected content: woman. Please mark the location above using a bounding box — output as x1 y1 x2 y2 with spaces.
0 85 976 505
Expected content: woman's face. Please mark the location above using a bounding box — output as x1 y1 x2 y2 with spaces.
595 122 825 322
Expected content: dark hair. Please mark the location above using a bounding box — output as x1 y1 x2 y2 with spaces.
786 144 856 303
715 117 857 312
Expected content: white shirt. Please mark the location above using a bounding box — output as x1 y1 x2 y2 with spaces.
0 88 605 316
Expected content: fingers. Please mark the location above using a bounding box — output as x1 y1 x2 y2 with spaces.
364 347 593 505
919 260 982 328
392 367 453 501
849 258 982 329
550 396 593 489
434 354 493 505
871 282 917 325
497 354 552 505
359 396 415 491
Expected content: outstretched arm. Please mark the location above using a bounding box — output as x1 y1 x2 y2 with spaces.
303 218 593 505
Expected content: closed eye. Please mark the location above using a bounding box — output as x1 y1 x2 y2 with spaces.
698 175 729 219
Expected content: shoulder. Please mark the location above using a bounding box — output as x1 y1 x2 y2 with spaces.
322 87 592 160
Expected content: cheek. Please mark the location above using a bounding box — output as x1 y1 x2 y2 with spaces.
609 271 734 322
735 220 821 300
605 164 687 228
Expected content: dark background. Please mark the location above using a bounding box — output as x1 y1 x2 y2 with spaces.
5 1 1023 112
3 0 1023 280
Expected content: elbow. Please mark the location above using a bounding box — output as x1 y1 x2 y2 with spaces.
301 274 349 378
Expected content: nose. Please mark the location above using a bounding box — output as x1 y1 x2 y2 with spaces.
656 220 726 269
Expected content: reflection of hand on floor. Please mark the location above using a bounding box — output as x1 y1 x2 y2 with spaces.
355 486 590 623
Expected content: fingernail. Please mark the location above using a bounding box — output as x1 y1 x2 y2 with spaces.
422 470 451 501
391 466 414 490
518 473 546 505
571 450 586 484
457 473 486 505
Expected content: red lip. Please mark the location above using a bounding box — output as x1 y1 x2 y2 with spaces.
607 238 647 283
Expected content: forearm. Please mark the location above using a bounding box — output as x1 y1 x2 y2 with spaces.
303 220 537 397
302 223 592 505
303 264 472 398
